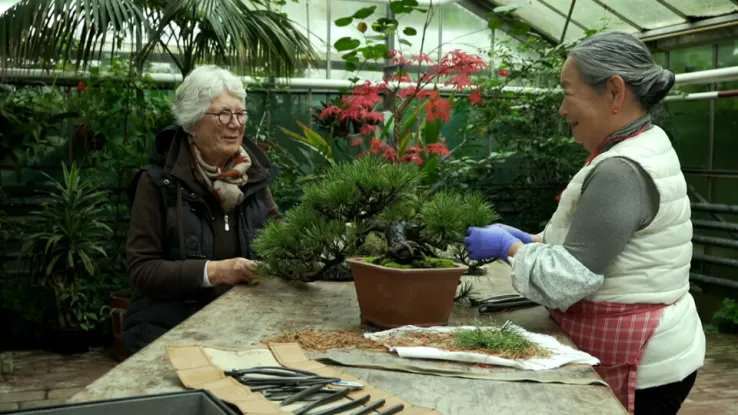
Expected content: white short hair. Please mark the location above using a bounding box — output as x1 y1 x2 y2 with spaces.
171 65 247 130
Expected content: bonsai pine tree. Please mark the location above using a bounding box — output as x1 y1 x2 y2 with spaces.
253 157 499 282
419 191 500 275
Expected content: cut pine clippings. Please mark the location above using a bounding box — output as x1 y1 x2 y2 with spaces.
265 323 549 360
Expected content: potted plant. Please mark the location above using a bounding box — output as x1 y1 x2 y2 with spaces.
253 156 498 328
345 217 468 328
279 0 488 188
712 298 738 334
21 162 114 354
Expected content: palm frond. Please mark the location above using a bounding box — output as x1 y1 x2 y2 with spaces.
0 0 147 73
142 0 320 76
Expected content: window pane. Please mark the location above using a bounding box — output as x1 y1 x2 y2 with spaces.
662 101 711 169
544 0 639 33
279 0 328 51
604 0 686 29
662 45 713 172
652 52 666 67
279 0 328 77
702 178 738 280
669 45 714 93
440 3 491 59
667 0 738 17
492 0 586 43
393 6 441 57
712 41 738 170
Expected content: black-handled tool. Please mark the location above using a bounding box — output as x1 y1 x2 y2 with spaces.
309 394 371 415
279 384 326 406
348 399 386 415
478 293 538 313
376 404 405 415
226 366 316 377
293 388 352 415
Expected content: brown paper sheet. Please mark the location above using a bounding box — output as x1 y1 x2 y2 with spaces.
166 343 440 415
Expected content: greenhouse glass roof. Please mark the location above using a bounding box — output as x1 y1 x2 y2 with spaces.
474 0 738 43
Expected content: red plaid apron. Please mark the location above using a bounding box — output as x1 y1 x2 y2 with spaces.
549 300 665 414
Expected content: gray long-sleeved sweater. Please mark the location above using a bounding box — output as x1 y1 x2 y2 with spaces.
510 115 660 310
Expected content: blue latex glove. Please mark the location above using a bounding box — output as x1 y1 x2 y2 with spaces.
465 226 521 262
486 223 533 244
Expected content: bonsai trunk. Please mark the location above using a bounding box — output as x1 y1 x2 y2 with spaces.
382 221 437 265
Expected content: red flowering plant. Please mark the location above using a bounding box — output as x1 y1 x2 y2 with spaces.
280 0 488 182
327 46 487 168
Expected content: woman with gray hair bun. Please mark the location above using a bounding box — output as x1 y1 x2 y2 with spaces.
465 31 704 414
121 65 283 354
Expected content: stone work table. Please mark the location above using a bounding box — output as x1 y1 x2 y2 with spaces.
70 263 627 414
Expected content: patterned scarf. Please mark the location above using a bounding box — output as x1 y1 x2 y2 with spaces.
189 136 252 213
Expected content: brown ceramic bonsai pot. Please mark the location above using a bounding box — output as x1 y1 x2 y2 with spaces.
345 257 468 329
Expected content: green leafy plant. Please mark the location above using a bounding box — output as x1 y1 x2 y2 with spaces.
712 298 738 334
20 162 114 331
253 157 499 282
0 86 72 165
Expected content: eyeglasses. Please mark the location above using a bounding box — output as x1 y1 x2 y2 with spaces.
205 110 248 125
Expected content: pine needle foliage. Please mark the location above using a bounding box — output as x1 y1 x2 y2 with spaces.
420 190 500 274
253 157 500 282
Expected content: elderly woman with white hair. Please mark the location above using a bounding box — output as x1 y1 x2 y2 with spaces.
121 65 283 354
465 32 705 414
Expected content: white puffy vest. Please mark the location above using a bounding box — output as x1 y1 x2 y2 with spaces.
543 125 692 303
542 125 705 388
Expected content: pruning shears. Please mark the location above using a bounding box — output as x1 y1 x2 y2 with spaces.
224 366 402 414
477 293 539 313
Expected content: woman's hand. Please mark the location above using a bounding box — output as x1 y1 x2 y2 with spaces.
207 258 258 286
465 226 521 262
486 223 534 244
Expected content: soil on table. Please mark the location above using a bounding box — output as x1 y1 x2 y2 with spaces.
265 328 549 360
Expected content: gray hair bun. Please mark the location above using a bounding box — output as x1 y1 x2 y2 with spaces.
569 32 675 110
641 66 675 109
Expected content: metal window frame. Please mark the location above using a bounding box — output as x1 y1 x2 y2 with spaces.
653 0 691 21
456 0 738 47
461 0 560 44
534 0 588 34
585 0 646 31
640 13 738 42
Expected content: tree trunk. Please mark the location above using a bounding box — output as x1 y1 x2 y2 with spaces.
384 221 435 264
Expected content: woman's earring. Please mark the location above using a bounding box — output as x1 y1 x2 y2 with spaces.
611 108 619 115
